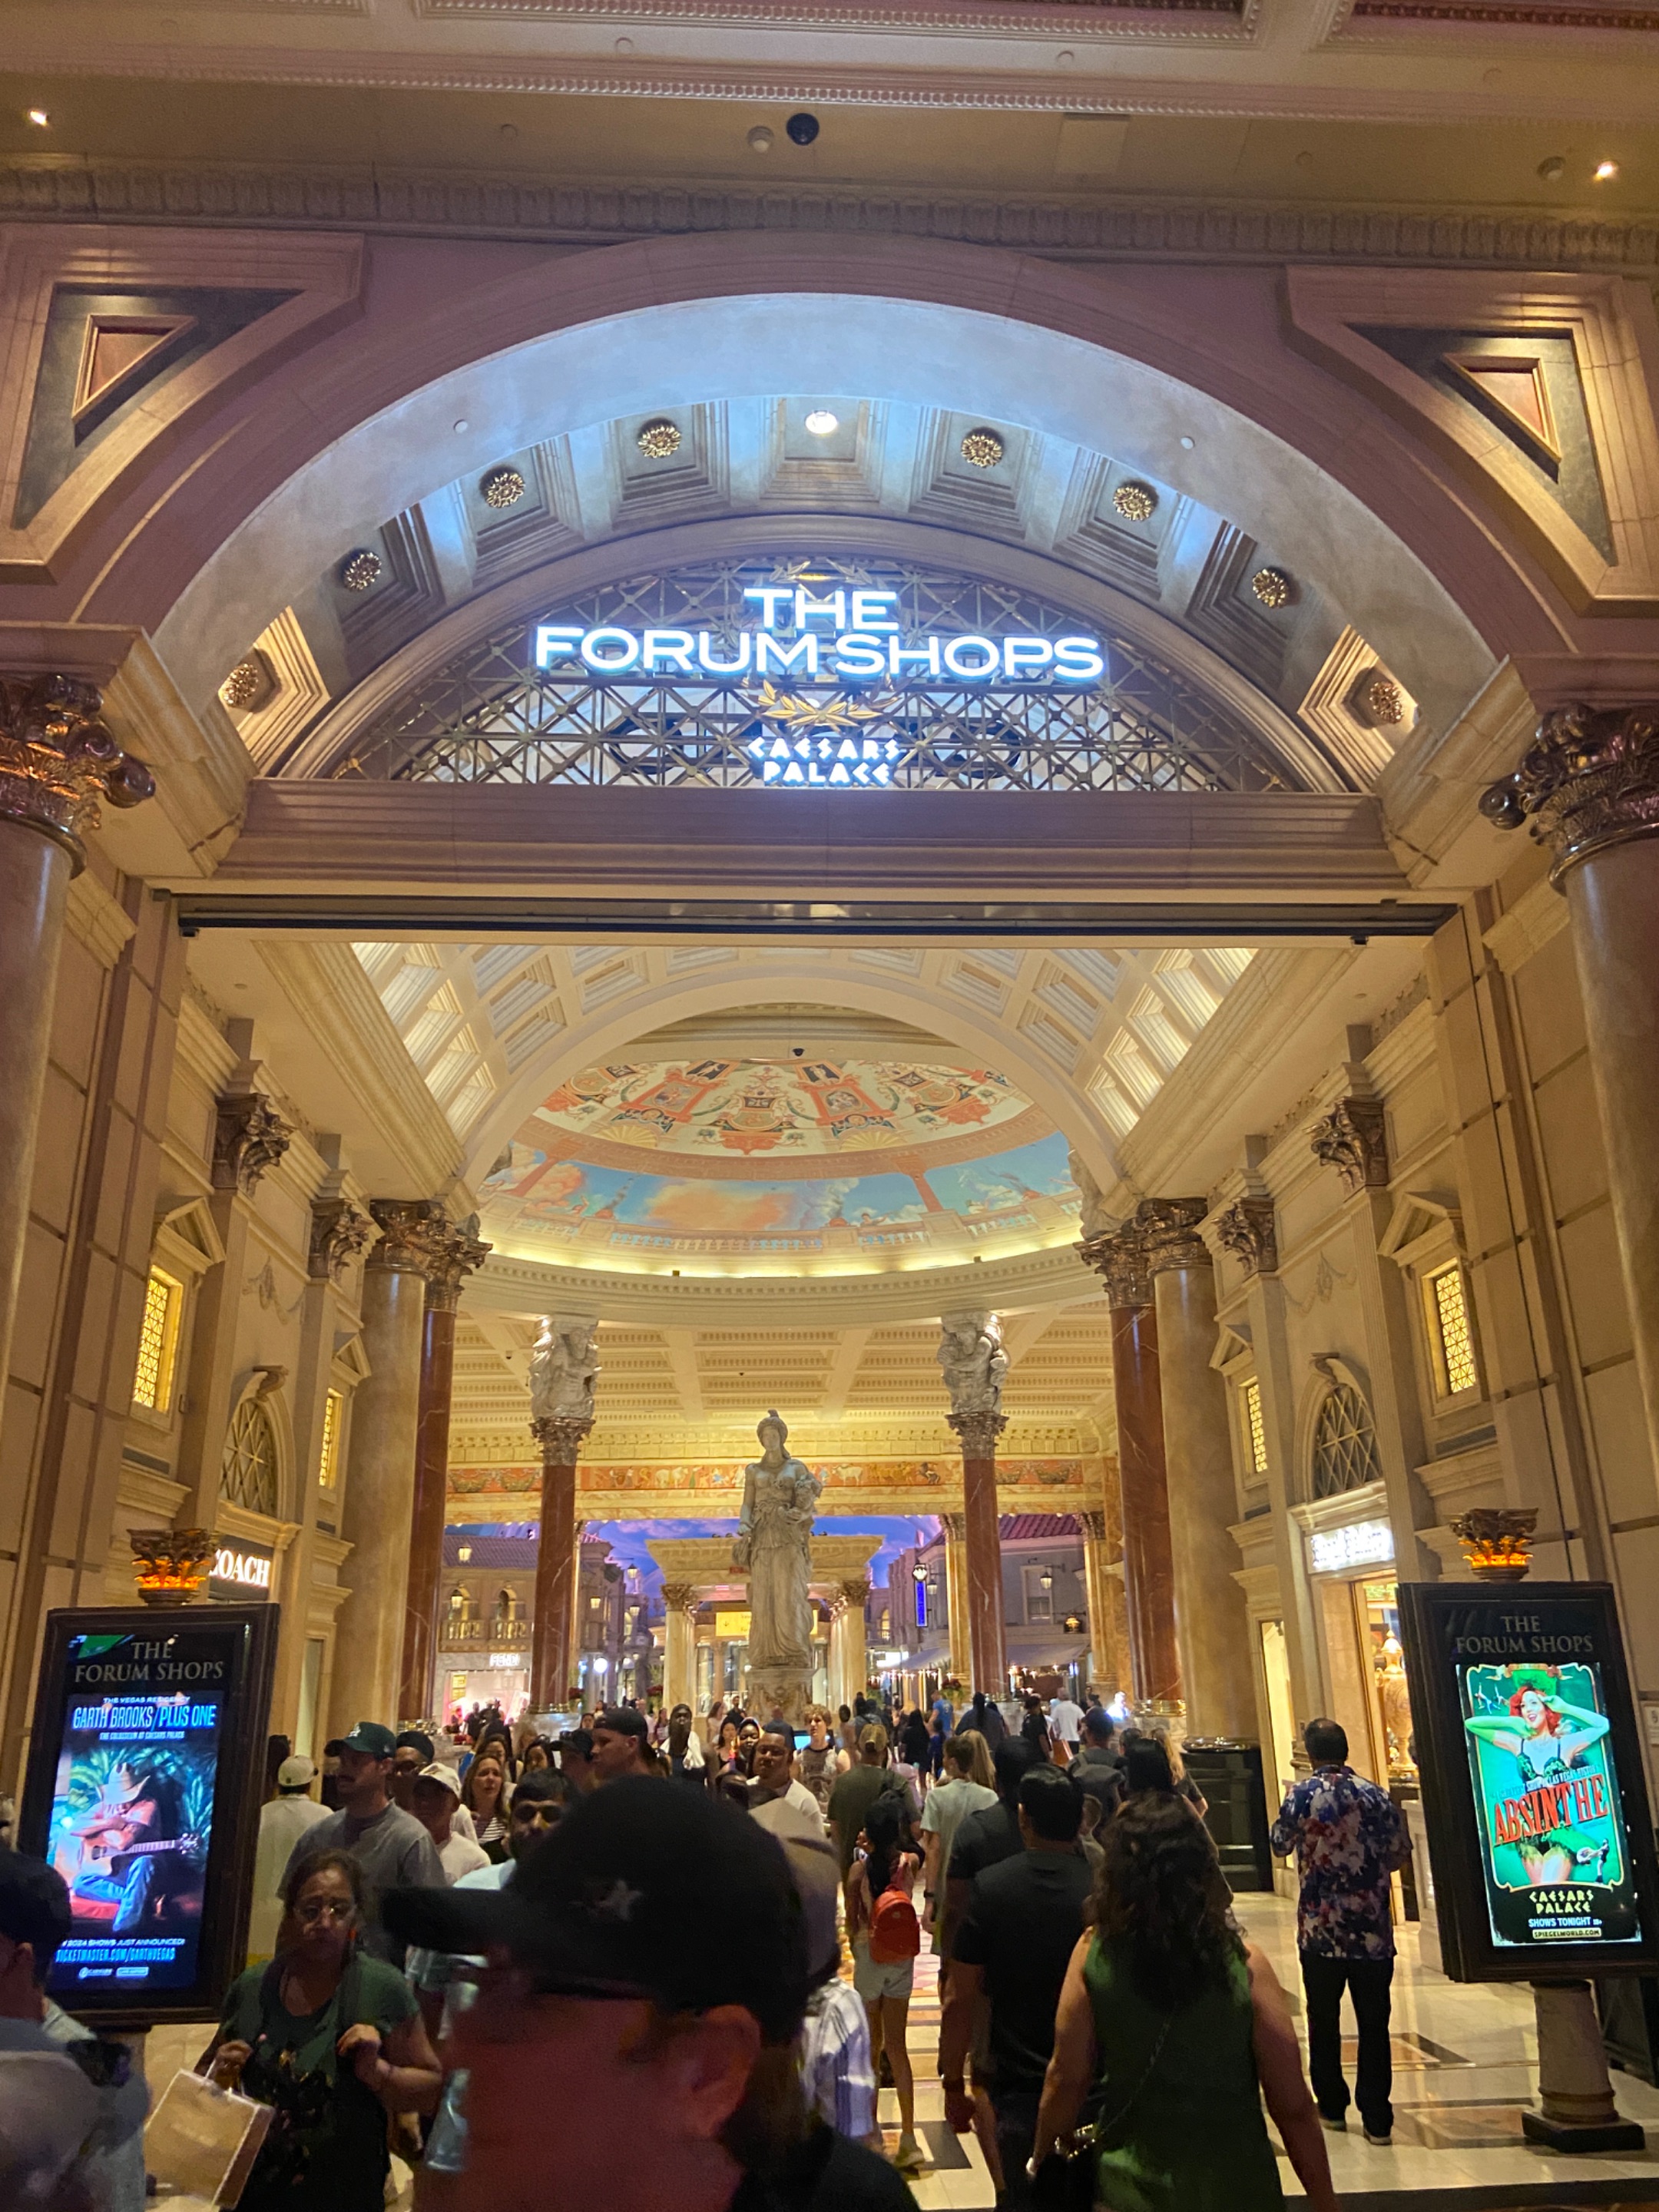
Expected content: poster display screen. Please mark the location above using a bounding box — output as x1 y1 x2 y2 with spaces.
1399 1582 1658 1980
19 1606 279 2025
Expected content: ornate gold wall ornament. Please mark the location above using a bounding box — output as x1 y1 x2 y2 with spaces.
480 465 527 509
0 674 155 869
426 1218 494 1312
366 1197 451 1276
532 1412 594 1464
1111 480 1157 522
211 1091 295 1197
1310 1096 1390 1194
220 652 276 715
959 427 1005 469
308 1197 374 1281
339 548 382 591
1077 1221 1153 1309
1479 702 1659 884
129 1525 217 1606
1250 566 1293 610
636 419 682 459
1356 670 1406 727
1137 1195 1211 1274
1449 1506 1538 1582
1214 1196 1279 1276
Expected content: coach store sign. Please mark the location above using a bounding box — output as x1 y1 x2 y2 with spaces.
209 1540 274 1601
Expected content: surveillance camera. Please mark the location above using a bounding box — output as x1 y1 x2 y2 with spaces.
793 1046 805 1057
785 112 820 145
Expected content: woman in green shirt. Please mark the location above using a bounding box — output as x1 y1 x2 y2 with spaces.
204 1850 442 2210
1031 1794 1337 2212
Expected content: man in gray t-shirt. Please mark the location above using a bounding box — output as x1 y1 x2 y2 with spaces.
280 1721 445 1959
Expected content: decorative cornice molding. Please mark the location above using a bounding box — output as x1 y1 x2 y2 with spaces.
532 1412 594 1464
212 1091 294 1197
2 161 1655 269
0 675 155 871
1212 1195 1278 1275
1480 703 1659 885
366 1196 449 1275
1136 1195 1210 1273
1077 1223 1152 1309
308 1196 373 1281
1310 1095 1390 1194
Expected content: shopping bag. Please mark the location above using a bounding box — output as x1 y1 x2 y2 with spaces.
144 2068 273 2206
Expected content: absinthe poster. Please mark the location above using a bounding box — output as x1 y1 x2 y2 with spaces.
1454 1601 1641 1951
44 1624 236 1995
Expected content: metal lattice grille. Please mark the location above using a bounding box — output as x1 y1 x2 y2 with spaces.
221 1397 280 1516
1310 1385 1382 1500
340 556 1306 796
1429 1264 1479 1396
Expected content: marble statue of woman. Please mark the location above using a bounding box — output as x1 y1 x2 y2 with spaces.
733 1411 821 1678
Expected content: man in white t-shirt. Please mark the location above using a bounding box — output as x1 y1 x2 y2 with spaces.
1048 1694 1084 1751
412 1764 492 1883
748 1725 826 1836
247 1755 329 1959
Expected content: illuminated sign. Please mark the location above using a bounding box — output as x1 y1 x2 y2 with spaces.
530 585 1107 790
209 1543 273 1601
1308 1519 1395 1575
714 1609 753 1639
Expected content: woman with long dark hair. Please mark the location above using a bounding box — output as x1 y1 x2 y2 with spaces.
844 1793 922 2175
1031 1795 1336 2212
204 1850 441 2211
460 1749 512 1863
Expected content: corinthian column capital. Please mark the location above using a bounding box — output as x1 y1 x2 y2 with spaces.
1310 1098 1389 1195
1213 1197 1278 1277
424 1217 493 1312
1077 1221 1152 1308
947 1407 1007 1458
213 1091 294 1197
1136 1197 1210 1274
0 675 156 871
1481 702 1659 884
366 1197 450 1276
532 1413 594 1465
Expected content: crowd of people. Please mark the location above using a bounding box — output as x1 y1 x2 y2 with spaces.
0 1686 1412 2212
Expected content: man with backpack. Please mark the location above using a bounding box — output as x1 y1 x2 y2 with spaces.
939 1767 1093 2207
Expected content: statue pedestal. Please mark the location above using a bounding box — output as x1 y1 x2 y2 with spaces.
747 1662 812 1727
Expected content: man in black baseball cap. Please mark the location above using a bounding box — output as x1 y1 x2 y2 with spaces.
590 1704 655 1783
385 1779 912 2210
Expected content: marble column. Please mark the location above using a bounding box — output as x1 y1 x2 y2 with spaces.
0 677 154 1452
1078 1507 1128 1704
837 1578 870 1707
942 1511 973 1687
661 1583 698 1712
1141 1198 1256 1739
331 1201 446 1735
531 1418 591 1710
1485 707 1659 1463
1080 1224 1182 1714
949 1412 1008 1694
398 1219 490 1726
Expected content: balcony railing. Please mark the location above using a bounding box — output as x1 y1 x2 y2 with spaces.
439 1616 530 1651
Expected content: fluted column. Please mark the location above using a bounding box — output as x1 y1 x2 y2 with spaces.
399 1218 491 1725
661 1583 698 1712
330 1201 446 1736
1485 707 1659 1462
941 1511 972 1686
0 678 153 1451
837 1578 870 1707
938 1311 1011 1695
1141 1198 1255 1738
1080 1224 1181 1714
1078 1506 1128 1704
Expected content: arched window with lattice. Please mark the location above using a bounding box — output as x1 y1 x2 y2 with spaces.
1310 1383 1382 1500
221 1396 280 1516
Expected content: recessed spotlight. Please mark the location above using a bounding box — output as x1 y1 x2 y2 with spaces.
803 409 839 435
26 108 49 128
747 125 774 153
1537 155 1566 182
1594 159 1619 182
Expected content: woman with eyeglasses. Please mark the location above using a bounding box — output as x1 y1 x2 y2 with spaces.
202 1850 442 2210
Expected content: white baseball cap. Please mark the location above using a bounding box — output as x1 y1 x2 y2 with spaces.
416 1761 462 1800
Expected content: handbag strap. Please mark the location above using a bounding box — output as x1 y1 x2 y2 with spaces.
1079 2013 1172 2154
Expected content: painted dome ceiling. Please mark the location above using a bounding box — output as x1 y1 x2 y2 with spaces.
481 1056 1081 1277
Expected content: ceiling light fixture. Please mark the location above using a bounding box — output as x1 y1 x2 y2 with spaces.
27 108 50 127
803 409 839 435
1594 160 1619 182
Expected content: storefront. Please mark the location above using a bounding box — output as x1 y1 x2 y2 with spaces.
1294 1486 1420 1793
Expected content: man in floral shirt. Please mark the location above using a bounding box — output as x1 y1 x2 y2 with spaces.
1271 1717 1410 2146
